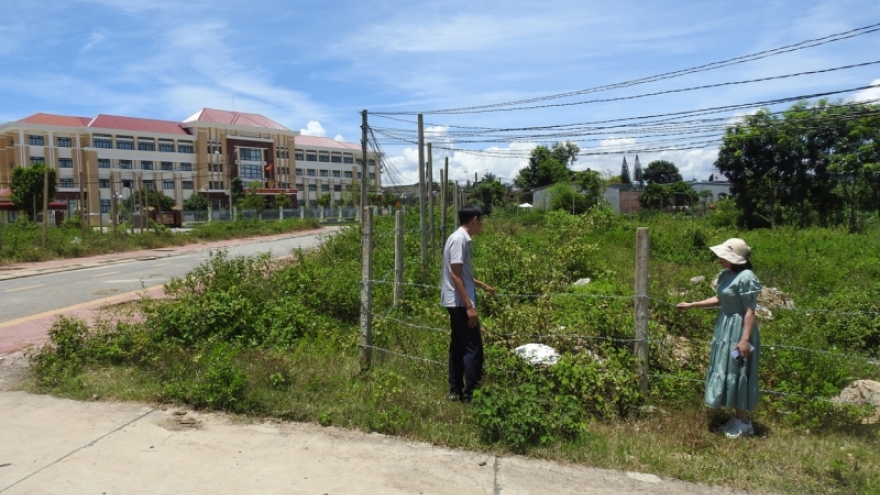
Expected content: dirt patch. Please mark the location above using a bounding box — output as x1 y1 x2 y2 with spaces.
158 410 204 431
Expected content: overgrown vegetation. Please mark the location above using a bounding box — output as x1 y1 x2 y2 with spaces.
27 206 880 494
0 217 320 264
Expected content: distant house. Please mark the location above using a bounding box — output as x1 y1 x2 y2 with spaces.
532 181 732 214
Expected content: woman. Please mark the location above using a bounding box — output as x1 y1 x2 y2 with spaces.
677 238 762 438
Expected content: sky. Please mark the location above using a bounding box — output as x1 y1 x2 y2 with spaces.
2 0 879 189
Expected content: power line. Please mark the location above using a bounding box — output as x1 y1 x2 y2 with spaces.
373 21 880 115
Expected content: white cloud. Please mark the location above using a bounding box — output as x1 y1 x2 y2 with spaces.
851 79 880 103
300 121 326 137
81 31 105 52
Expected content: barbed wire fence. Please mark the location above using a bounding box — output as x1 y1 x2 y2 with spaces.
356 208 880 409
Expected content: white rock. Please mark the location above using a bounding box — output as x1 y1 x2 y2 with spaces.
835 379 880 424
689 275 705 284
573 278 591 286
514 343 561 366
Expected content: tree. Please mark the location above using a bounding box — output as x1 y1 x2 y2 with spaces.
273 193 291 209
124 187 175 213
514 143 573 189
620 157 631 184
549 182 590 214
183 195 209 211
316 193 332 207
643 160 682 185
471 173 506 214
550 141 580 168
237 182 266 212
633 155 644 188
572 169 606 207
716 100 880 230
10 163 57 221
230 177 246 204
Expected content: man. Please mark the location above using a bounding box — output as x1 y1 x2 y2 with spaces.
441 205 496 403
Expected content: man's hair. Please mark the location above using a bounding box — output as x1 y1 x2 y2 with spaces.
458 205 483 225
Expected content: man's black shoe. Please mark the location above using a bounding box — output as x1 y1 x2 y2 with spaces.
460 394 473 404
447 392 460 401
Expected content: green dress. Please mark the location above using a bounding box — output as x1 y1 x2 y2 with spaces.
705 269 762 411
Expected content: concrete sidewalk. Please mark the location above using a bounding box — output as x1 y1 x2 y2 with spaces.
0 385 748 495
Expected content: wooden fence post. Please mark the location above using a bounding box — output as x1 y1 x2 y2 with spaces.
634 227 650 393
359 207 374 370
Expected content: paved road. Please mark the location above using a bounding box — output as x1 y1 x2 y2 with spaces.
0 228 338 324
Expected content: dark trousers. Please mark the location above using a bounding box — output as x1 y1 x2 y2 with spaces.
446 306 483 396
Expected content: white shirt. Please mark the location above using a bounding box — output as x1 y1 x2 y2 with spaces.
440 227 476 308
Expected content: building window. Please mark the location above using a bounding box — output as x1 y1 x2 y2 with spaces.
137 139 155 151
179 162 193 171
238 148 262 161
368 159 377 167
332 170 340 178
295 168 303 175
333 185 342 192
306 169 316 176
296 183 303 191
58 158 73 168
344 171 353 178
309 200 317 207
318 152 330 163
93 136 112 149
59 178 75 188
320 170 328 177
240 163 262 180
161 161 174 171
28 135 45 146
305 150 317 161
140 161 154 170
210 163 223 173
331 153 342 163
57 137 72 148
209 180 224 190
163 180 175 190
356 159 363 165
295 149 304 160
158 141 175 152
100 199 111 214
98 159 111 169
116 137 134 150
343 154 354 164
182 181 193 190
99 179 110 188
30 156 46 165
369 173 376 180
297 199 305 207
207 140 222 154
308 184 317 192
276 147 289 159
321 184 330 192
119 160 133 169
357 172 362 179
143 180 155 190
178 141 194 153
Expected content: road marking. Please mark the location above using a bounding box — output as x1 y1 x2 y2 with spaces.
92 271 121 278
4 284 44 293
0 286 166 330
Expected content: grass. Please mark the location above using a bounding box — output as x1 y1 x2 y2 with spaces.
23 206 880 494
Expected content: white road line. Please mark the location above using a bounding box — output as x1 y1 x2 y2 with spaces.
92 271 121 279
3 284 44 293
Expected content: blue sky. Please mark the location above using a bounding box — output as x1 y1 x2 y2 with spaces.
2 0 879 187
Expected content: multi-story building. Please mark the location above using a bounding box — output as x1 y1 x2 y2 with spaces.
0 108 381 224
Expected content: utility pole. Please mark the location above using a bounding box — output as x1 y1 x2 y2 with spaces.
110 174 118 238
441 157 448 248
79 165 86 239
41 162 49 248
427 142 435 254
360 110 369 222
634 227 650 394
417 114 427 281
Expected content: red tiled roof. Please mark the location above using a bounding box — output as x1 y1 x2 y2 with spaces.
182 108 290 131
295 135 361 151
88 115 190 135
18 113 92 128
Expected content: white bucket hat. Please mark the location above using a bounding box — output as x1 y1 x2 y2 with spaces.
709 238 751 265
